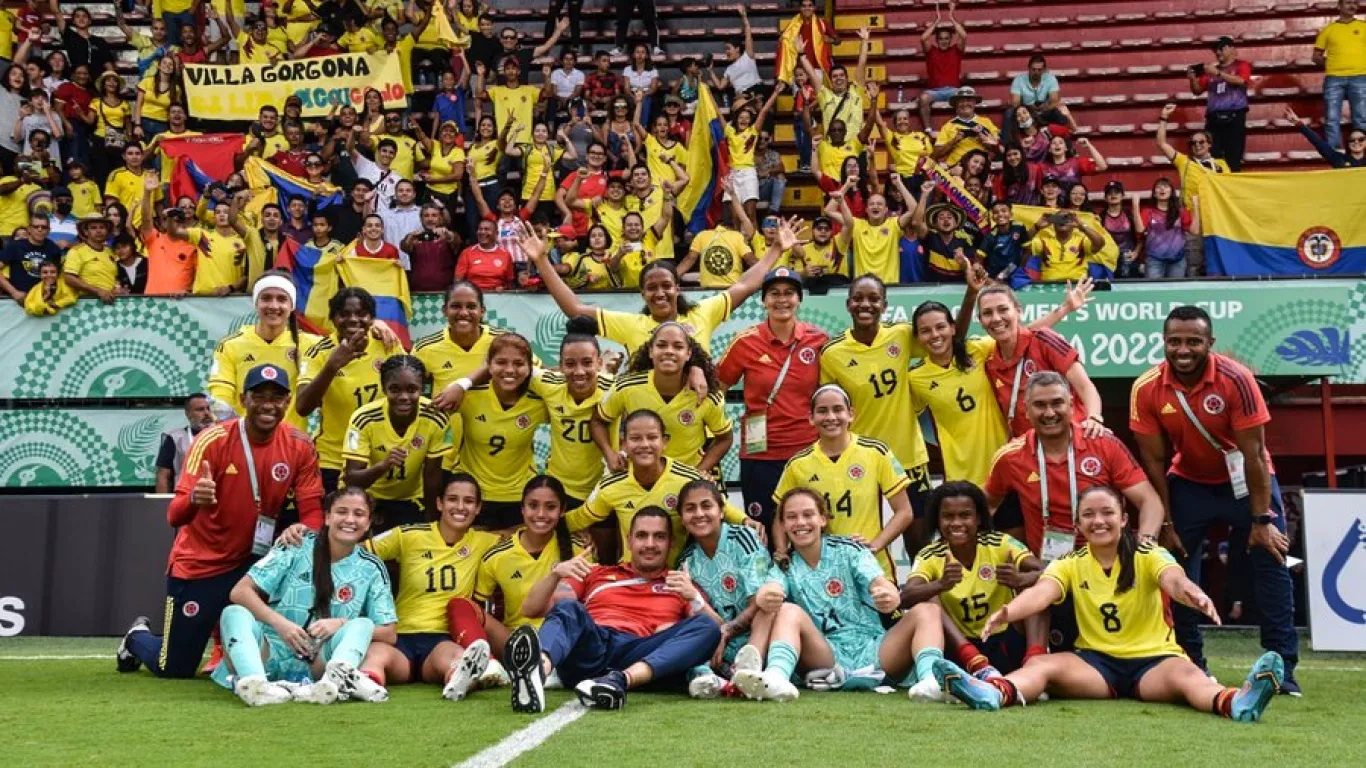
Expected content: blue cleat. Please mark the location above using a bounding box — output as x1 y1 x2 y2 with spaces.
933 659 1002 711
1230 651 1284 723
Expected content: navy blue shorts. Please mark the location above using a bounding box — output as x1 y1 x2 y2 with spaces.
1077 649 1179 699
394 632 450 676
973 625 1027 673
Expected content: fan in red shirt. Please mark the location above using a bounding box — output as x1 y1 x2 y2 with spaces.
716 267 828 533
557 145 610 238
116 364 324 679
918 9 968 131
456 219 516 291
985 371 1162 558
356 213 402 261
501 507 721 712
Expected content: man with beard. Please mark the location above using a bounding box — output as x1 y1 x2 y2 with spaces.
155 393 218 493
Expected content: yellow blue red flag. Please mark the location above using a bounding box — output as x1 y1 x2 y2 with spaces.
338 251 412 348
678 84 729 234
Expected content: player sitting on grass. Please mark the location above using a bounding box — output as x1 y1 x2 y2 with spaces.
730 488 948 702
676 478 773 699
901 481 1046 681
933 485 1285 722
214 487 396 706
504 506 723 712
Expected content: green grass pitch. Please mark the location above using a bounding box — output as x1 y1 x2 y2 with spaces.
1 631 1362 766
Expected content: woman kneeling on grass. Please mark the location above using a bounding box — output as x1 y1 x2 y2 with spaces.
933 485 1284 722
730 488 947 702
214 488 397 706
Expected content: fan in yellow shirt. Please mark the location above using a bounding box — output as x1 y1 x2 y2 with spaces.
833 176 917 284
875 108 934 179
103 151 162 230
185 197 249 296
62 217 119 299
506 124 573 204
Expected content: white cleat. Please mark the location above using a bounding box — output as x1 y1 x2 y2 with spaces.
235 675 293 707
348 670 390 703
732 644 762 676
907 675 947 703
478 658 510 689
323 659 375 702
444 639 490 701
733 668 798 702
688 672 726 699
291 679 341 705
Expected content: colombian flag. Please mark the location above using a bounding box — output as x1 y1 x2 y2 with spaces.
287 240 342 336
339 251 413 348
243 156 344 221
776 14 834 84
678 84 729 235
1200 168 1366 276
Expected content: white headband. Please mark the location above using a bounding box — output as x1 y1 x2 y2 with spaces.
253 276 297 307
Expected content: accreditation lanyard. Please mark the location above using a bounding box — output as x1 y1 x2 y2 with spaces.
744 337 801 456
1036 438 1078 529
1173 389 1250 499
1006 358 1027 428
240 419 276 556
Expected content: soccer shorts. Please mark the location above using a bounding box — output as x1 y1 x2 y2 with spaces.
973 625 1026 673
830 630 906 690
1076 649 1180 699
395 632 451 676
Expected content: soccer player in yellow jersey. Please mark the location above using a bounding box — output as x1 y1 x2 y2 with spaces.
450 333 549 530
343 358 453 530
567 410 757 563
359 474 507 701
832 175 918 284
906 302 1008 486
773 385 914 580
903 482 1045 677
594 322 733 476
414 282 538 396
525 220 788 358
935 486 1285 722
295 288 395 492
533 329 616 506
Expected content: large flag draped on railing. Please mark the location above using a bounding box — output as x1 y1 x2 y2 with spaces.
678 84 730 235
1200 167 1366 276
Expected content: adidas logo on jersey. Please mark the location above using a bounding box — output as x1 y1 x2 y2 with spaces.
226 464 239 475
476 415 487 422
758 354 772 364
421 551 434 560
243 354 256 362
847 359 858 367
511 570 523 579
929 381 940 390
443 362 453 369
808 474 820 482
1079 581 1090 590
624 501 635 509
1161 403 1177 415
555 406 565 414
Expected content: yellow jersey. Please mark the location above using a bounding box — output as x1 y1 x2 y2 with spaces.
236 32 285 63
186 226 248 296
561 251 618 290
935 115 999 166
339 26 382 52
566 457 747 563
298 334 390 470
792 239 843 276
594 291 731 358
725 124 760 169
689 226 752 288
366 522 500 634
428 143 467 195
467 140 501 182
521 144 564 202
910 531 1032 638
105 167 161 230
773 434 910 579
70 179 102 218
137 76 174 122
597 370 732 468
906 337 1008 485
529 369 616 501
207 325 324 431
1315 19 1366 77
343 397 453 502
62 244 118 293
643 134 685 186
413 324 537 397
819 323 930 469
450 386 549 502
841 217 902 285
1028 229 1092 283
1172 152 1230 214
625 185 675 261
887 130 933 176
587 199 628 247
816 137 863 182
474 528 592 629
1042 544 1185 659
371 133 425 180
487 85 542 146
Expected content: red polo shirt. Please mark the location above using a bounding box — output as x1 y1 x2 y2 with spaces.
1129 353 1273 485
567 564 698 637
984 326 1082 437
716 320 828 461
560 171 608 237
456 244 515 291
985 424 1148 554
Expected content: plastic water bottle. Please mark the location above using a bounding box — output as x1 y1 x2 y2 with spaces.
897 86 905 104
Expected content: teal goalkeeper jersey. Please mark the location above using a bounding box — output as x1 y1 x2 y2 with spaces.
678 522 772 623
769 535 885 646
248 534 399 632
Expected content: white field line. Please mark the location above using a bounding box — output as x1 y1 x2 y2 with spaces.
452 701 588 768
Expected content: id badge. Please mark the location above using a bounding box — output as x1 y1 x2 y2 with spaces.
252 514 276 556
1041 529 1073 563
744 413 768 455
1224 449 1249 499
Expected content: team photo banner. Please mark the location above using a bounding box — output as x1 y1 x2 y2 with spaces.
183 53 408 120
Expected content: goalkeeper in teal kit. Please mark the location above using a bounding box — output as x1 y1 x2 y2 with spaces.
676 481 773 698
213 489 398 706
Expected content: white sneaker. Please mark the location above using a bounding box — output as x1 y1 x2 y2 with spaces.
544 669 564 690
759 668 799 702
235 675 293 707
907 675 946 703
348 670 390 703
478 658 509 689
444 639 490 701
689 672 726 699
732 644 762 676
291 679 341 705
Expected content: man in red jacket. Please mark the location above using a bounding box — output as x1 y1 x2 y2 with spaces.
116 364 325 678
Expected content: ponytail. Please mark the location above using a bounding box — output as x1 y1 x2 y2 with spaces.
312 525 333 620
555 518 574 562
287 311 301 375
1115 526 1138 595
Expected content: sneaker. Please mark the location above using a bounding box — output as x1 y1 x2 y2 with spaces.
479 658 510 689
1231 651 1284 722
235 675 293 707
907 675 945 702
973 665 1003 681
1278 671 1302 697
688 672 726 699
732 644 762 676
575 670 628 710
933 659 1002 711
291 679 341 705
505 625 546 714
116 616 149 673
443 639 490 702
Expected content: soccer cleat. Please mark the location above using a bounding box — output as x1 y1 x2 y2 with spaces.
907 675 946 703
688 672 726 699
291 679 341 705
804 665 846 692
505 625 546 714
1230 651 1284 722
973 665 1003 681
733 667 798 702
732 644 763 676
933 659 1002 711
443 639 490 702
730 668 765 700
575 670 628 710
234 675 294 707
348 670 391 703
479 658 510 689
115 616 150 673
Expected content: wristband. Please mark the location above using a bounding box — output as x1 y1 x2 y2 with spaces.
689 595 706 611
454 377 474 391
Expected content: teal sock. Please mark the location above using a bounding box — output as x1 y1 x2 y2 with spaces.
687 664 712 681
323 617 375 669
220 605 266 680
767 641 798 680
914 647 945 684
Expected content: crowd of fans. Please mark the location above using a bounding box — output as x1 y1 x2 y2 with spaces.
0 0 1358 310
